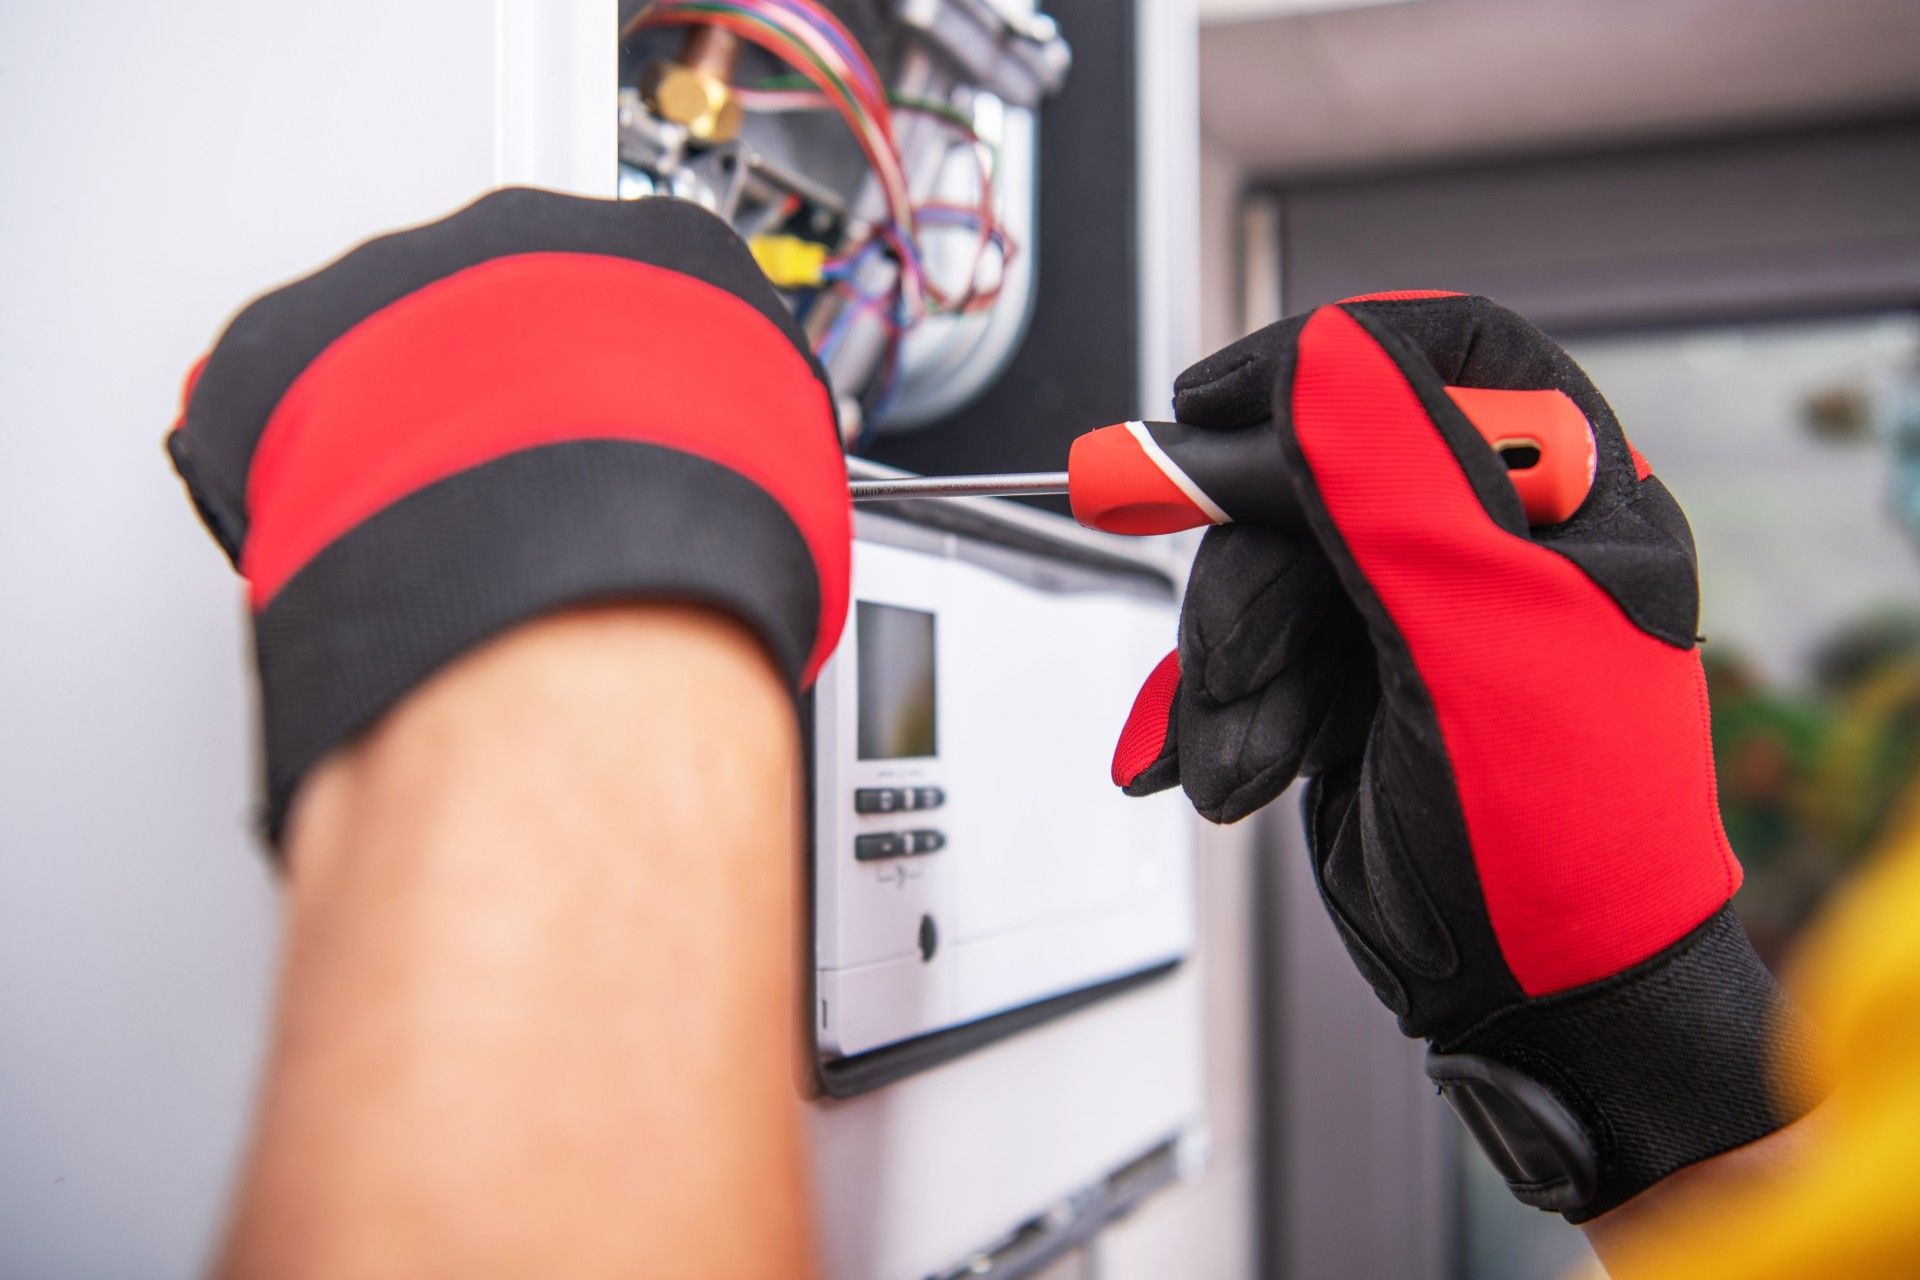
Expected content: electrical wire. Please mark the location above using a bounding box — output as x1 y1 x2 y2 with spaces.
625 0 921 297
625 0 1017 425
739 76 1011 317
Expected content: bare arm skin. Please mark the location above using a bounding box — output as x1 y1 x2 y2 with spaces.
1580 1105 1827 1275
217 605 817 1280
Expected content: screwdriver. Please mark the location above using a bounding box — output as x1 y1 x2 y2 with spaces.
850 387 1599 534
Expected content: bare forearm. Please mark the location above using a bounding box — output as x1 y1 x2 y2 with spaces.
1580 1104 1827 1275
220 606 817 1280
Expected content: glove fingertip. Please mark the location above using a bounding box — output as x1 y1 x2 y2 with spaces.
178 353 211 419
1170 313 1311 427
1112 649 1180 788
1121 756 1182 798
1188 760 1295 825
1625 435 1654 481
1335 289 1465 304
165 426 246 566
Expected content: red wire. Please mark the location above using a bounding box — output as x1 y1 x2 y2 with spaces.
887 104 1005 314
631 7 911 232
633 3 1016 320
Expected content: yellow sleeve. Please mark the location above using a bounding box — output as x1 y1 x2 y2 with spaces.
1615 802 1920 1279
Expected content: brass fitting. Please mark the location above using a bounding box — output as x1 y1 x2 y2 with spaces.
642 27 744 142
641 61 744 142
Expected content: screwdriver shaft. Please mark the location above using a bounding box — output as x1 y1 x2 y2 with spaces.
850 471 1071 502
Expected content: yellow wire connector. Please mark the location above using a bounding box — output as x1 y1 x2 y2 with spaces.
749 235 829 288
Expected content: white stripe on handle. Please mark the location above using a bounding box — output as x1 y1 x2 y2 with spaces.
1124 421 1231 525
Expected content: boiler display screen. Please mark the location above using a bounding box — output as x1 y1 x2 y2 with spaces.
855 602 937 760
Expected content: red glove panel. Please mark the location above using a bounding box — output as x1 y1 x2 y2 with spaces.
1112 292 1812 1220
1290 302 1736 995
169 189 850 839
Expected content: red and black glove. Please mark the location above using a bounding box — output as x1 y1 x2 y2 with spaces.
1114 292 1815 1219
169 188 850 840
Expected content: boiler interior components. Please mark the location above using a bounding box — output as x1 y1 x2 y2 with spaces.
618 0 1069 441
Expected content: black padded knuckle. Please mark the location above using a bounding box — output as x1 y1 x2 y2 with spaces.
1175 689 1289 823
1297 655 1377 778
1207 550 1339 700
1306 771 1412 1015
1444 907 1814 1221
1540 478 1701 648
165 429 247 565
1428 1050 1598 1213
1356 759 1460 981
1171 314 1309 427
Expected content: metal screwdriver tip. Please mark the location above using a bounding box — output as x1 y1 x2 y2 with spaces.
849 472 1071 502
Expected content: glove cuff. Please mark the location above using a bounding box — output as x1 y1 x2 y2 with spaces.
1429 905 1818 1222
253 439 821 843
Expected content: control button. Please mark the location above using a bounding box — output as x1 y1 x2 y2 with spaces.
918 914 938 962
913 786 946 811
854 787 904 815
855 832 908 861
908 829 946 855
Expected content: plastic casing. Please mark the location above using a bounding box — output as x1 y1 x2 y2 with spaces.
813 505 1195 1061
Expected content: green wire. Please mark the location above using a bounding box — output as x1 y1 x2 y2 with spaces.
751 72 824 92
651 1 1029 291
663 3 866 128
886 92 977 135
753 74 978 136
748 74 996 179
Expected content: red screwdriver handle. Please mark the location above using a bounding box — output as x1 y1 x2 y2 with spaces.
1067 387 1598 536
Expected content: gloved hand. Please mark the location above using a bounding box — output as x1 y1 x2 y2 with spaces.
169 188 850 841
1113 291 1814 1219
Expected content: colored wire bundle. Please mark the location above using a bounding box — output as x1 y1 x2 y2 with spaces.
624 0 922 305
626 0 1019 422
735 76 1015 319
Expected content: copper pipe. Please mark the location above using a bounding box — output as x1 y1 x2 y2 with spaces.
679 25 741 81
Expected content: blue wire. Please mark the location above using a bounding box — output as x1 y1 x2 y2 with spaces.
816 299 858 365
759 0 878 100
822 234 886 281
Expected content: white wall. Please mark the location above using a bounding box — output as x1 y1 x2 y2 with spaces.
0 3 1268 1274
0 3 1255 1277
0 4 608 1275
1200 0 1920 175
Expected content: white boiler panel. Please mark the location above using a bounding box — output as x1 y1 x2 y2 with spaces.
813 506 1195 1066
